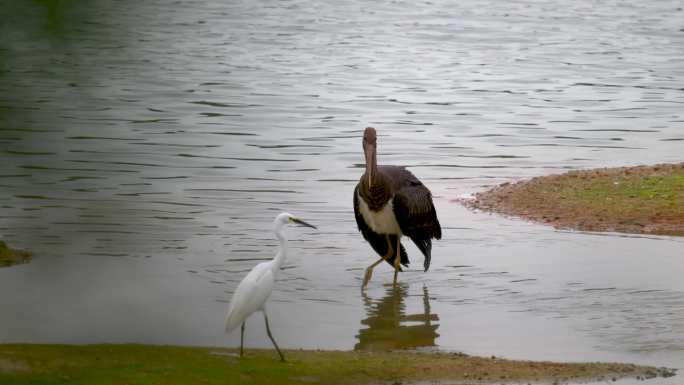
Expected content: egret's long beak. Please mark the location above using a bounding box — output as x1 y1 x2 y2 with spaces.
290 217 317 229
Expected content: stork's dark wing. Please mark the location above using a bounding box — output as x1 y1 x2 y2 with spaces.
354 184 408 268
392 176 441 272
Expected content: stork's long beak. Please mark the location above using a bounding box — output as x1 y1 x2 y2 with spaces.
290 217 317 229
364 145 376 188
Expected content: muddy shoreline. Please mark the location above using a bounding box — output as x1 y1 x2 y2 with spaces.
465 163 684 236
0 344 677 385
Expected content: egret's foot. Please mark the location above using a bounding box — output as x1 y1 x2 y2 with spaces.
263 310 285 363
240 322 245 357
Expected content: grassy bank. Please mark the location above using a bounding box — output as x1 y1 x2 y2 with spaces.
0 241 31 268
0 344 676 385
468 163 684 235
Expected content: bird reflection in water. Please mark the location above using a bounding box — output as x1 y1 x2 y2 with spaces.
355 283 439 351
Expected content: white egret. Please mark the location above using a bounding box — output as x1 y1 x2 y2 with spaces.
225 212 317 361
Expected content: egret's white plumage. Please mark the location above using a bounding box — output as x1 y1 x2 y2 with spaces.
224 212 316 361
225 261 276 332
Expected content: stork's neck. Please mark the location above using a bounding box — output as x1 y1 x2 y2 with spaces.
365 148 377 188
360 170 392 211
361 143 392 209
272 223 287 274
362 140 379 187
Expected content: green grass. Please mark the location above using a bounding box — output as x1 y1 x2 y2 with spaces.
0 241 31 268
554 173 683 212
0 344 673 385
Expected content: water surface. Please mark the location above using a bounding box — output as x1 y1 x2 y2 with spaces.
0 0 683 378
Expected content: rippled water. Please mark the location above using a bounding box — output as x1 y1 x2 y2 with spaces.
1 0 683 378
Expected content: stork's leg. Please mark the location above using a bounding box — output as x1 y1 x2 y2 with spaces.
362 235 394 288
240 322 245 357
263 310 285 362
393 236 401 284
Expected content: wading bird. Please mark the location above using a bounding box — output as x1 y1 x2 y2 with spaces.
225 212 317 361
354 127 441 288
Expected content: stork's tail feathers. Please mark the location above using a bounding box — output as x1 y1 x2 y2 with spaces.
423 251 431 272
410 237 433 272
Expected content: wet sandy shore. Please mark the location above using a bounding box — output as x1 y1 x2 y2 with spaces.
0 344 677 385
465 163 684 236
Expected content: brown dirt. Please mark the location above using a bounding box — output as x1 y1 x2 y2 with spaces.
465 163 684 236
0 344 677 384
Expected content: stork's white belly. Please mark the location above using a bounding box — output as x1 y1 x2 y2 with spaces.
358 193 402 235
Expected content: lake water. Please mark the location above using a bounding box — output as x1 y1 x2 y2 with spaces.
1 0 683 380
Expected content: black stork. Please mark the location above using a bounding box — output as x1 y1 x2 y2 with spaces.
353 127 442 288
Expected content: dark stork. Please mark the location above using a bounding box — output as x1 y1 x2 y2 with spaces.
353 127 442 288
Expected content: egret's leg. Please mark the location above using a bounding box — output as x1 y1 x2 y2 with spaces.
393 236 401 284
263 310 285 362
362 235 394 288
240 322 245 357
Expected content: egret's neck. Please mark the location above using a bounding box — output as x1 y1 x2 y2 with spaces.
272 223 287 273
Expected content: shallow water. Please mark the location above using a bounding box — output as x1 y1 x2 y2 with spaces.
1 0 683 378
